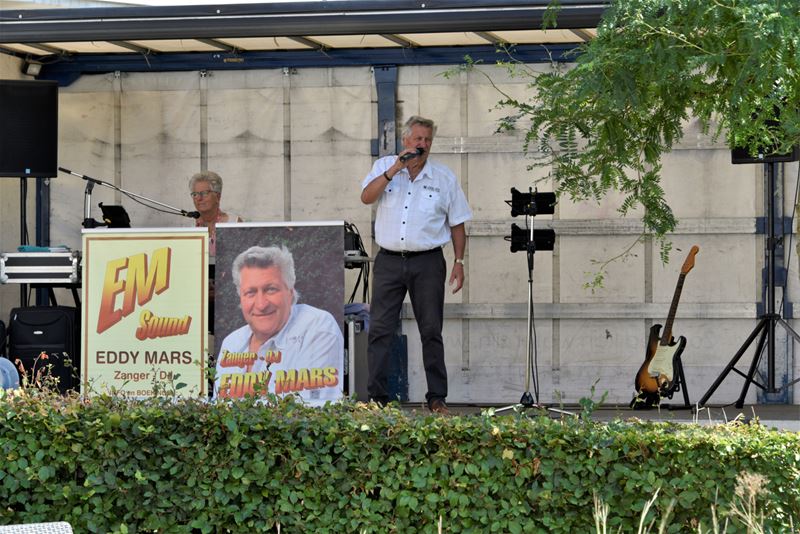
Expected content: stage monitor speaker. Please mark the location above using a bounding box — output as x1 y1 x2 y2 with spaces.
731 144 799 165
730 108 799 165
0 79 58 178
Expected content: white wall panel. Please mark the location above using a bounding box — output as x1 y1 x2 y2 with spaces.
559 318 645 403
466 82 535 137
559 236 646 303
291 153 372 221
53 90 117 250
560 319 646 366
467 153 553 221
206 86 284 222
119 72 201 228
469 235 553 304
291 87 371 144
559 188 644 220
419 86 462 139
662 149 760 219
651 234 757 304
290 80 373 221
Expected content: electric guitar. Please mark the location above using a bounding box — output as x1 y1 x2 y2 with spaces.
635 245 699 396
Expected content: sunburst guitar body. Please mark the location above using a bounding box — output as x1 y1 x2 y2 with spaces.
634 246 699 397
636 325 686 395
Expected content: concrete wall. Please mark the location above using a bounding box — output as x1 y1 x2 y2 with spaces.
2 63 798 406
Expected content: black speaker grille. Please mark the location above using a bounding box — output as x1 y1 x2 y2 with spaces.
0 79 58 178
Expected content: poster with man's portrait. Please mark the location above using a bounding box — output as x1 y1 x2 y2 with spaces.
213 222 344 405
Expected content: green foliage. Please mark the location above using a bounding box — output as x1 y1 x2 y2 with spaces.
1 391 799 533
577 379 609 420
478 0 800 262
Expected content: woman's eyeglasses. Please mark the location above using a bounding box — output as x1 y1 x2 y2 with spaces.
190 190 216 199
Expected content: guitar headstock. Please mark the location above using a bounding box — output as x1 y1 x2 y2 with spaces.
681 245 700 274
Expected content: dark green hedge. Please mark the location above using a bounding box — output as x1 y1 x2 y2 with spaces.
1 392 798 533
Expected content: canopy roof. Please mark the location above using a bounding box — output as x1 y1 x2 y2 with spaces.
0 1 608 84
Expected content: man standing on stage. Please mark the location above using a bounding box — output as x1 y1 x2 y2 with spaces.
360 115 472 414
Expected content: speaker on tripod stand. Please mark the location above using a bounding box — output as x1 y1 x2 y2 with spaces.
0 79 59 308
699 138 800 407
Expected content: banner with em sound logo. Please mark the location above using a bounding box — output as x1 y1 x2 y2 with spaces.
82 228 208 397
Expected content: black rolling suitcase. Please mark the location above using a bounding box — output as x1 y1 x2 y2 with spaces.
0 319 6 356
7 306 80 393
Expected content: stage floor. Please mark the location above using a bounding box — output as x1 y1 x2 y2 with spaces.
398 402 800 431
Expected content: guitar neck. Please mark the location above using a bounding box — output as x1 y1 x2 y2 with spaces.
660 273 686 345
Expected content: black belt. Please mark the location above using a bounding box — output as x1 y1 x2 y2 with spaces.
380 247 441 258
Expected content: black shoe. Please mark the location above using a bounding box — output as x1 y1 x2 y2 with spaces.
428 398 450 415
370 396 389 408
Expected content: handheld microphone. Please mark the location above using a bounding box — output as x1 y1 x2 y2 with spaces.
399 147 424 162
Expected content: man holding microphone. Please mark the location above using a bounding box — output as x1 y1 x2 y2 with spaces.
360 115 472 414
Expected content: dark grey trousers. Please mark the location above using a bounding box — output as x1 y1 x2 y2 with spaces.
367 248 447 405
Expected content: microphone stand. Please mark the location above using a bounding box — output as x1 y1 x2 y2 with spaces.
58 167 199 228
82 177 97 228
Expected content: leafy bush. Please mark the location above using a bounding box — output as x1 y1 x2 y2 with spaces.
1 391 798 533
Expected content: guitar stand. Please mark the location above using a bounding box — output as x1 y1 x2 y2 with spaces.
630 355 691 410
661 356 691 410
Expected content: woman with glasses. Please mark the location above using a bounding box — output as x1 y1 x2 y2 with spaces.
189 171 244 258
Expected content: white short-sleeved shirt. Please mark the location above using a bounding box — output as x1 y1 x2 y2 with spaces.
362 156 472 251
214 303 344 406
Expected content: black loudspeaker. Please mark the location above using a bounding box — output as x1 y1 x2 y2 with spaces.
731 144 800 165
730 108 800 165
0 79 59 178
7 306 80 393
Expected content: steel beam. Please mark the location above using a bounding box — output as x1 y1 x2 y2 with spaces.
1 1 607 43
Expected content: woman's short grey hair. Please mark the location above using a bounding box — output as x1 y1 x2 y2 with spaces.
232 245 298 304
189 171 223 194
401 115 437 140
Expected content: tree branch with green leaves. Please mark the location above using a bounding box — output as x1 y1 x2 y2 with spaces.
455 0 800 283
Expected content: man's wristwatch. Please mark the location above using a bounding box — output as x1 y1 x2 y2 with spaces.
383 171 392 181
455 258 465 266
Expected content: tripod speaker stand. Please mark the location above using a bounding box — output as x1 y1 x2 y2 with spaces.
699 160 800 408
495 188 557 414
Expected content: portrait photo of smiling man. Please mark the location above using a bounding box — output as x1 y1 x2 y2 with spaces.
213 242 344 405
